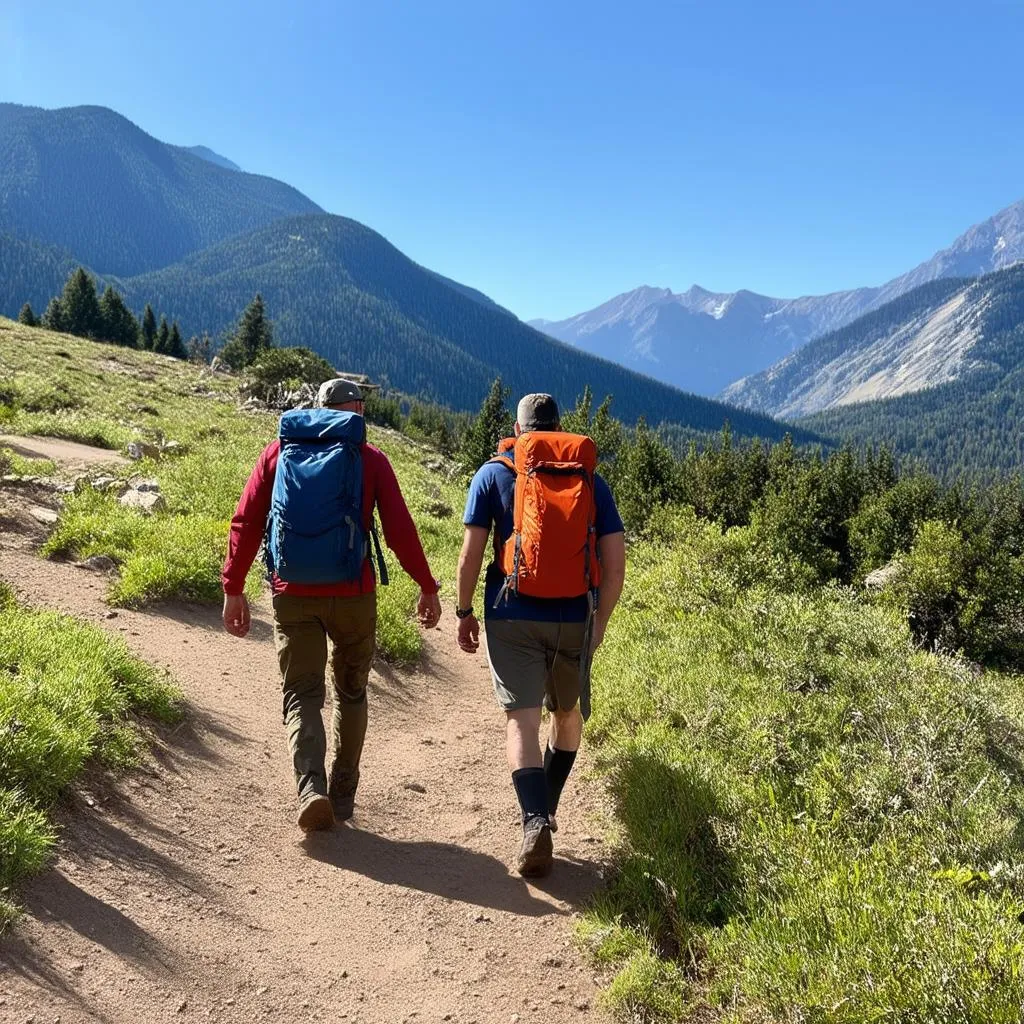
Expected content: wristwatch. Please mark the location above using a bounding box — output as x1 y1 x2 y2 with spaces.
456 606 475 619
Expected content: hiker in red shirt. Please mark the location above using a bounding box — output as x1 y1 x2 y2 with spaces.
222 378 442 831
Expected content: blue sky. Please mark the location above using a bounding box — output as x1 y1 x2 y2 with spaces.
2 0 1022 321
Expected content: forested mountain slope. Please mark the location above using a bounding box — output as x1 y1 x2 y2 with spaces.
0 104 321 276
0 233 81 316
800 264 1024 479
117 213 817 437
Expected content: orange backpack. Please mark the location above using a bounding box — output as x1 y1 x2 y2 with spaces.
491 431 601 602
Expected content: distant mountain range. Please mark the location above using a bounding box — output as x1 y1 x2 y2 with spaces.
532 201 1024 397
0 103 811 443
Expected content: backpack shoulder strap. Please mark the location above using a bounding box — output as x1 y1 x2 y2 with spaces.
489 435 517 473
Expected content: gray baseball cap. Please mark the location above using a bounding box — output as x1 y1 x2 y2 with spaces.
516 393 560 431
317 378 365 407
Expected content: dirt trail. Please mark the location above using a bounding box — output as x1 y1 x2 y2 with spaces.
0 549 611 1024
0 436 127 469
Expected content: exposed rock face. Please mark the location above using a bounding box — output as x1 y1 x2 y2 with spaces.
722 261 1023 418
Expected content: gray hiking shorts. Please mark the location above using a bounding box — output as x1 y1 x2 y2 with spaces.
484 618 588 715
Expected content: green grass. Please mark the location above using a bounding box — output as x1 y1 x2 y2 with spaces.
0 447 58 478
0 582 181 928
0 320 472 661
583 507 1024 1021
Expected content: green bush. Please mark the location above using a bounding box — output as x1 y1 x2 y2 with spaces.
245 345 336 393
364 391 402 430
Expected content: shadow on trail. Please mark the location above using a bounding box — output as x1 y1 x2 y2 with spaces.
370 657 414 704
304 826 597 917
149 703 252 772
0 923 121 1024
368 632 462 707
1 871 173 1024
149 599 275 643
8 872 173 969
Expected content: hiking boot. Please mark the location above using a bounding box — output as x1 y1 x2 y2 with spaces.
297 774 335 832
328 764 359 821
516 815 553 878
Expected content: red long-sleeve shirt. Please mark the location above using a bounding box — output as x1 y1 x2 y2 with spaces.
222 440 438 597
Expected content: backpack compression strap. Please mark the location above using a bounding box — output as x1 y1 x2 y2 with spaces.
370 517 389 586
488 453 519 606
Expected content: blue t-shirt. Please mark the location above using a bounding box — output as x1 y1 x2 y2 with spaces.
463 457 624 622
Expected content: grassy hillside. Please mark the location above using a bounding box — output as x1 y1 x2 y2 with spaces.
0 103 321 277
0 318 468 662
584 510 1024 1020
116 213 820 439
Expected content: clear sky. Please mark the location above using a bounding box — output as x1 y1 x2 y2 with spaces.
2 0 1022 321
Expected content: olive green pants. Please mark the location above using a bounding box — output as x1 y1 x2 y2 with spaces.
272 591 377 793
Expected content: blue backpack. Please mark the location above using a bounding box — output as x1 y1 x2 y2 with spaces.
264 409 388 585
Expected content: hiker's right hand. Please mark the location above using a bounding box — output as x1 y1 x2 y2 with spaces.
223 594 251 638
457 614 480 653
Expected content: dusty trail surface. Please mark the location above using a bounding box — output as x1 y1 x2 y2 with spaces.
0 549 610 1024
0 436 127 468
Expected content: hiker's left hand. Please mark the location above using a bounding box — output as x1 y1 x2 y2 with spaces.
418 590 442 629
457 614 480 653
590 617 608 652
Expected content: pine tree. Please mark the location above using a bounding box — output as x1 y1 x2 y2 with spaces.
186 333 213 364
167 321 186 359
219 294 275 369
17 303 38 327
41 296 67 333
141 304 157 350
459 377 513 476
237 293 274 363
60 267 102 338
98 286 140 347
155 315 170 354
612 418 682 532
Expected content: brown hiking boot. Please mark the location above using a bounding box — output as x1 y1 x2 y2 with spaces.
516 815 553 878
296 775 335 832
328 765 359 821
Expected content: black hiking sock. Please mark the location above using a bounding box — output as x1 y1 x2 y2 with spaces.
511 767 549 826
543 745 577 816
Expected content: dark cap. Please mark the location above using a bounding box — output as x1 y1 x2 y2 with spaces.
317 378 364 407
516 393 560 431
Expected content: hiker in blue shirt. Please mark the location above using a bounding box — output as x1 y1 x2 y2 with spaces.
455 393 626 877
